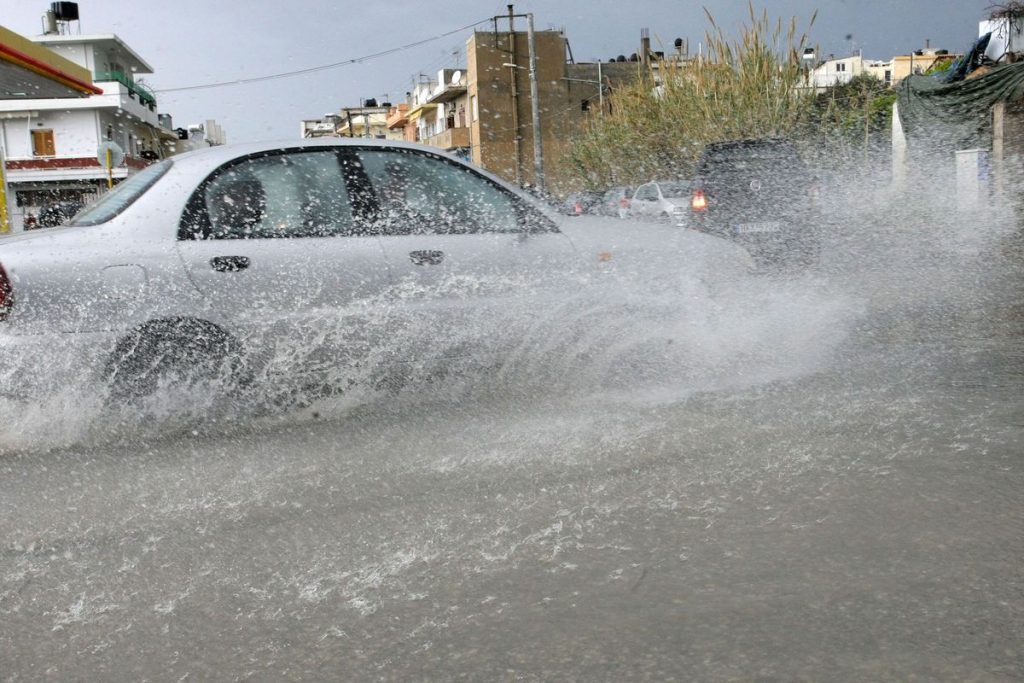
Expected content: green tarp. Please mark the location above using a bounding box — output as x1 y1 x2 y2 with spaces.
896 61 1024 148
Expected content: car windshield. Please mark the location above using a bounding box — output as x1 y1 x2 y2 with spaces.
1 3 1017 681
68 159 173 226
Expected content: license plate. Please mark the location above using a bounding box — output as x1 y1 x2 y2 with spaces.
734 221 782 234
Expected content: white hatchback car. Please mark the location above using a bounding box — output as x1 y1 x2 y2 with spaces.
0 139 753 400
622 180 693 225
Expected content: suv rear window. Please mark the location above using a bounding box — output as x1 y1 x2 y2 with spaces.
69 159 173 227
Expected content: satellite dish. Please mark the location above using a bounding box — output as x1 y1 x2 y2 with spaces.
451 70 463 86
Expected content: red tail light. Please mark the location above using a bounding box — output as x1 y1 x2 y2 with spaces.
0 264 12 321
619 197 630 208
691 189 708 211
574 201 584 215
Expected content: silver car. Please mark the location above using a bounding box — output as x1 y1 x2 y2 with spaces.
0 139 753 400
622 180 693 224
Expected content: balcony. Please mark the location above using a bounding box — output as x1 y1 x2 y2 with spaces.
94 70 157 108
423 126 470 151
386 104 410 130
427 81 468 104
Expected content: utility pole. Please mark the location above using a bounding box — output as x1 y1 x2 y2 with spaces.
0 135 10 233
497 6 544 193
527 12 544 193
507 6 522 188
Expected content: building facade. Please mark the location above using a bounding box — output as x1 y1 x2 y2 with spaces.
0 30 174 231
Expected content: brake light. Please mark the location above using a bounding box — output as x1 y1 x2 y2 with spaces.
619 197 630 209
0 264 12 321
574 201 584 215
691 190 707 211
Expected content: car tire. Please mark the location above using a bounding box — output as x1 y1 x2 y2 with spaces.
105 318 250 401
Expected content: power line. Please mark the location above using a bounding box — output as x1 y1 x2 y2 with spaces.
154 17 490 94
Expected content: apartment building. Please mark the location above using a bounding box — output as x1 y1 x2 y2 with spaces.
303 101 403 141
806 49 958 91
0 23 101 233
0 22 175 231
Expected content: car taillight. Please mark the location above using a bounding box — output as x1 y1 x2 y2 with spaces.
619 197 630 209
691 190 708 211
0 264 12 321
574 201 584 215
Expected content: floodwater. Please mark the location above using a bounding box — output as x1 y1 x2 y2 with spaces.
1 189 1021 680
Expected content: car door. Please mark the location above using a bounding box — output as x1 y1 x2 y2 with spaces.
348 147 579 360
175 147 392 373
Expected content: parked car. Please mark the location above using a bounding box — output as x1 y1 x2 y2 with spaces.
0 139 755 401
560 190 604 216
598 186 634 217
689 138 821 268
621 180 692 223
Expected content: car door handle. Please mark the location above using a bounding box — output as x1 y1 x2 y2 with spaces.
409 250 444 266
210 255 250 272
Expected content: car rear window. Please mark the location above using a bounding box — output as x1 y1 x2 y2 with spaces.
69 159 173 227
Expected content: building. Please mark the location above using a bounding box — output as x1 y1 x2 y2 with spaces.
309 21 643 194
163 117 227 155
0 22 100 232
806 50 958 92
462 28 639 194
404 69 471 159
301 101 402 141
0 5 200 232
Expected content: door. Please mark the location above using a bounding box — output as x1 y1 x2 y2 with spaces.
175 148 392 376
349 147 579 361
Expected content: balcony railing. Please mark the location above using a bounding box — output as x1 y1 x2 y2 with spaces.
94 70 157 107
423 126 470 151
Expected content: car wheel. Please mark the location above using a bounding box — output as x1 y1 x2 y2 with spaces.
105 318 250 401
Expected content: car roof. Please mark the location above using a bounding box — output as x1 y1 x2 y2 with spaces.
164 138 520 195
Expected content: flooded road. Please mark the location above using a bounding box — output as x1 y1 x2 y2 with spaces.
1 217 1022 680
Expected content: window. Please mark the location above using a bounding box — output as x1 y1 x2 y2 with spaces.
182 150 355 239
471 95 478 122
355 149 524 235
634 184 658 201
69 159 173 226
31 129 55 157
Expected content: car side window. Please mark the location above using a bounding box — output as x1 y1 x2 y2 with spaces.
355 149 522 235
634 184 657 201
184 150 355 239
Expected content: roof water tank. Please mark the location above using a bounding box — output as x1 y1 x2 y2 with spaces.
51 2 79 21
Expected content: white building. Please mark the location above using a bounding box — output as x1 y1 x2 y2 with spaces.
0 31 174 231
805 55 870 90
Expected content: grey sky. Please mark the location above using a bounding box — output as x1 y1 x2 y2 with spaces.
4 0 996 143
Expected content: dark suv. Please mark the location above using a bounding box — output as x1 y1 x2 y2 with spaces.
690 138 820 268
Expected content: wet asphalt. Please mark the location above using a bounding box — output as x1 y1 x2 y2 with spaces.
0 216 1021 681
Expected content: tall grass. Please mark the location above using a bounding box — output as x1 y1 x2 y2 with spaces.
563 3 817 187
